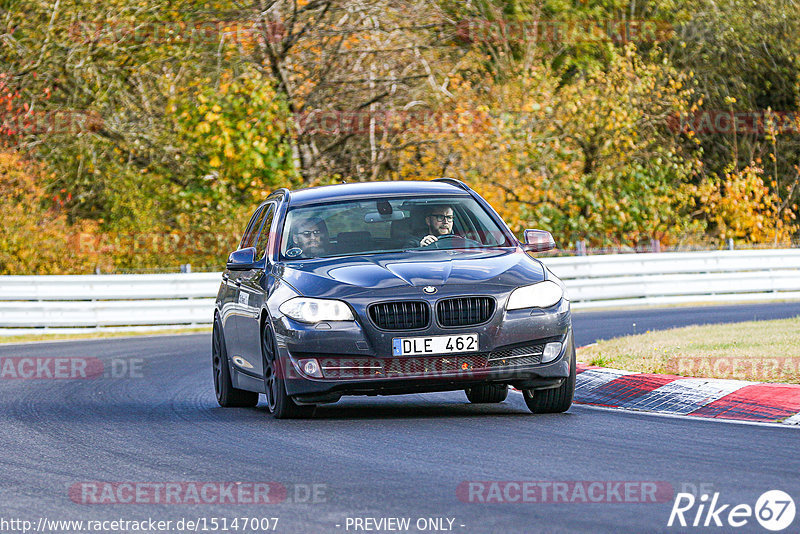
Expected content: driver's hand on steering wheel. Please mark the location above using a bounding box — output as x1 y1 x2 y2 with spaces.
420 235 438 247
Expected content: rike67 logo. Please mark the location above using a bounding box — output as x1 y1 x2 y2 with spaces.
668 490 796 531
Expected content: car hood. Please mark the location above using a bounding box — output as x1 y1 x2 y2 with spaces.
279 249 545 299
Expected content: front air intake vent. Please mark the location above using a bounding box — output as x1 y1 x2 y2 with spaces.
437 297 495 327
368 301 430 330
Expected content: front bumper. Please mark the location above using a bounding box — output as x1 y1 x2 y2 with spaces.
272 297 573 401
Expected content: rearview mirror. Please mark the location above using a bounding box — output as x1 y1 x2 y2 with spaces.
364 211 406 223
227 247 256 270
522 229 555 252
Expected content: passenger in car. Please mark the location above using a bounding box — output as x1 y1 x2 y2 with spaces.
289 217 330 258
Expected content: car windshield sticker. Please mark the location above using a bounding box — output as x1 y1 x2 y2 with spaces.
286 247 302 258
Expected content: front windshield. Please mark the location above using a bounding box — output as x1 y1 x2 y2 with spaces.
280 195 513 260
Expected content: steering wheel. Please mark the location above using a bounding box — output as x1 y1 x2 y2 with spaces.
423 234 483 249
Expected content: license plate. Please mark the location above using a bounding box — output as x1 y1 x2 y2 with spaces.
392 333 479 356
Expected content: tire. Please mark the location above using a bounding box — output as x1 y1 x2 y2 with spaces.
212 316 259 408
465 384 508 403
523 340 576 414
261 321 316 419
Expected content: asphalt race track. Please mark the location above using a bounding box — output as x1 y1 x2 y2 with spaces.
2 302 799 533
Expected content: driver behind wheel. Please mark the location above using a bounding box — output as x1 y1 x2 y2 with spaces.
418 205 455 247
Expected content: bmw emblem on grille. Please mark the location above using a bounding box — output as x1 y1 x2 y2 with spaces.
423 286 437 294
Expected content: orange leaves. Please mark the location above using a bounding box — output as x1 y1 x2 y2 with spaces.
0 151 98 274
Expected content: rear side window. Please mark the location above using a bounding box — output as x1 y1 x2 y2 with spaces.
254 204 276 259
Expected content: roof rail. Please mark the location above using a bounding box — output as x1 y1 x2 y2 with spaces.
268 187 291 202
432 177 471 191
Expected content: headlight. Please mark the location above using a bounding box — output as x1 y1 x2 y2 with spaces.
507 281 563 310
279 297 354 323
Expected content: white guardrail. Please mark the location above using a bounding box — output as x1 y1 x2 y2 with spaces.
0 249 799 334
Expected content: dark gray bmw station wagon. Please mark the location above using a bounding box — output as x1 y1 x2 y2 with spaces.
213 179 575 418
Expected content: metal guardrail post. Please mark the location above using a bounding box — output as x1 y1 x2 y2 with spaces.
650 239 661 253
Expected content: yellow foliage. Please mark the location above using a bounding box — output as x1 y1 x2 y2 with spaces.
696 164 796 242
390 46 710 247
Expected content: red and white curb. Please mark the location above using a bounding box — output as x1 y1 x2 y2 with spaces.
573 364 800 425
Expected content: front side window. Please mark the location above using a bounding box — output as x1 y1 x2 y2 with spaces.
240 206 267 250
280 196 513 260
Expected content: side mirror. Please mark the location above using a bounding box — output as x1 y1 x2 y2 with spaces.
227 247 256 270
522 229 555 252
